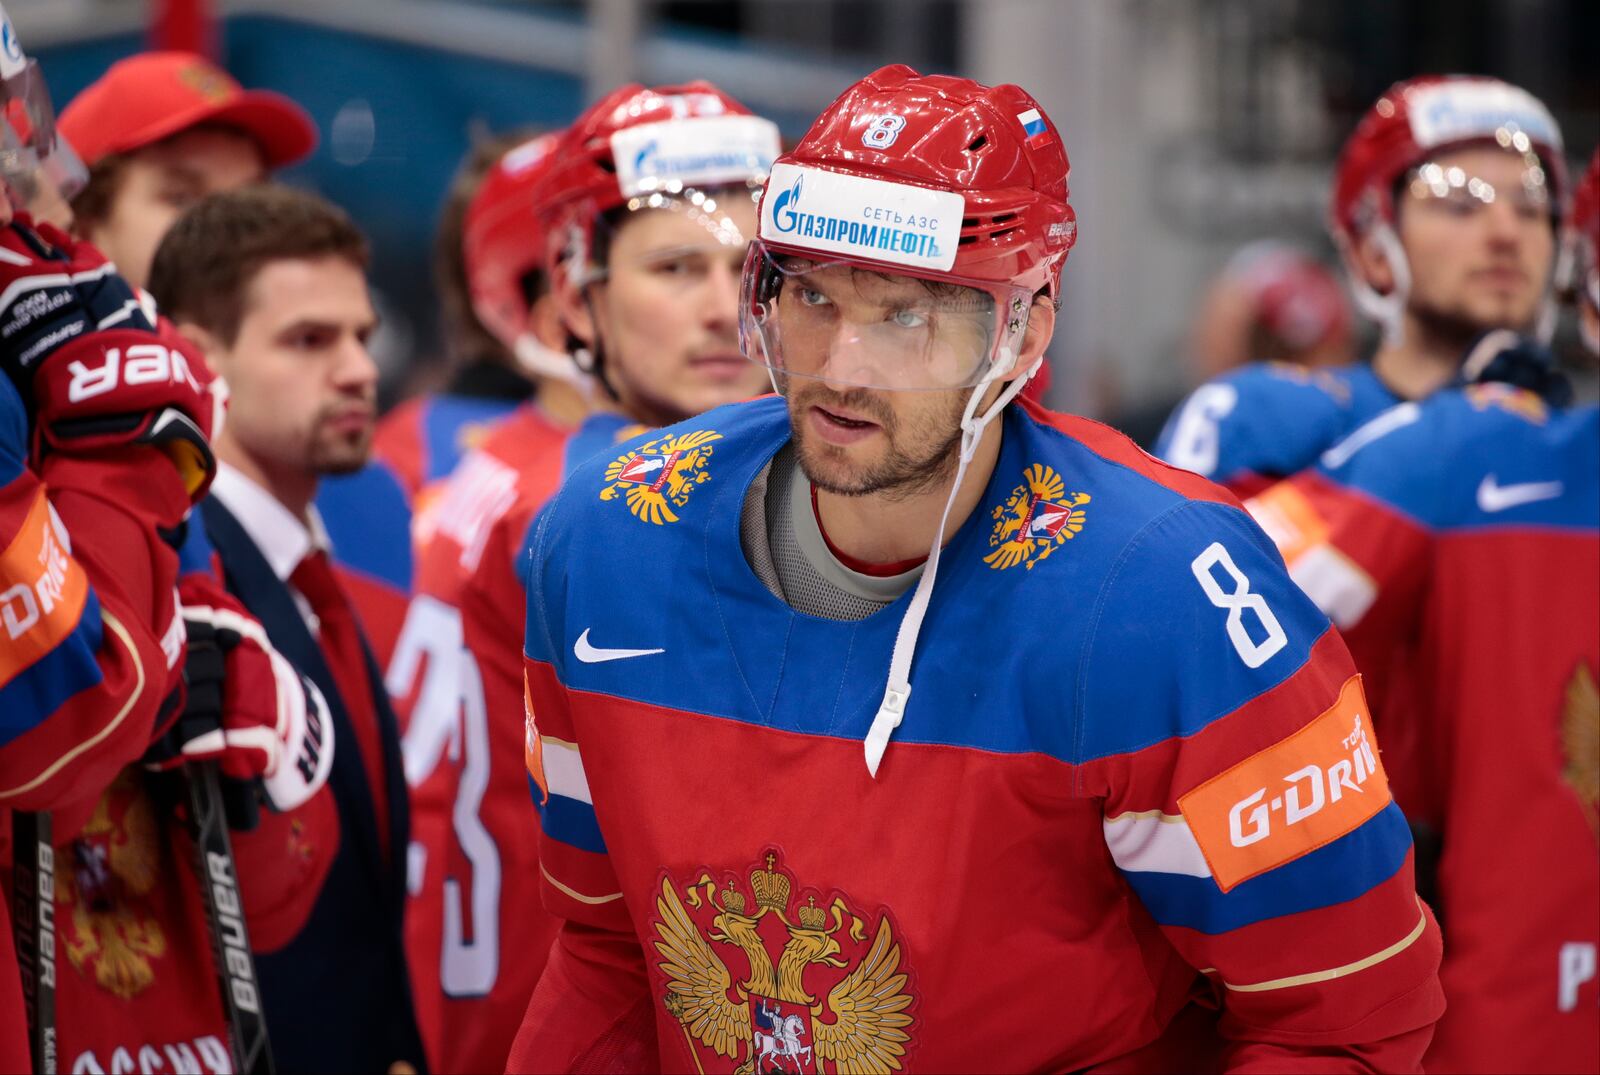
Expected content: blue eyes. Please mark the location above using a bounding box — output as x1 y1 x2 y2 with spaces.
795 287 928 329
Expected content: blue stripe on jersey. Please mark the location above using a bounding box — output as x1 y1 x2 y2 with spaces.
315 461 414 590
535 790 608 855
0 588 106 746
1121 800 1413 934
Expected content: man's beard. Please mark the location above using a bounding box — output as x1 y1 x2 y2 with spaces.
307 409 373 476
1409 289 1538 357
785 378 964 500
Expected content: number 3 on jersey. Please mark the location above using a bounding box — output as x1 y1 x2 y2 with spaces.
1191 541 1287 668
388 595 500 998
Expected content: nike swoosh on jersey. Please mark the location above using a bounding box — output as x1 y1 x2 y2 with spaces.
1476 474 1564 513
573 628 666 664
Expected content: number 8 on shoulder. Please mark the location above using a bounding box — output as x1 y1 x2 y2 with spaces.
1191 541 1288 668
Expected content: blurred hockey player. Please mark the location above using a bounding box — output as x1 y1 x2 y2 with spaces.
372 133 552 518
392 91 778 1072
148 185 425 1073
60 49 413 665
1157 76 1567 494
1242 150 1600 1074
1 14 335 1071
509 65 1442 1071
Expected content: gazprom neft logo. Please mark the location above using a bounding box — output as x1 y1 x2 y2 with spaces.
760 162 963 272
1407 81 1562 152
611 115 780 198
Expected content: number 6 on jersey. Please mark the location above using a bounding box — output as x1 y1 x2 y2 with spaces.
1191 541 1287 668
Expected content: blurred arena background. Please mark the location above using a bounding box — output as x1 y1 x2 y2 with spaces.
12 0 1598 430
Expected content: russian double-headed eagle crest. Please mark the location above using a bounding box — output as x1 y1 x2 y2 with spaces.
1563 662 1599 842
984 463 1090 571
652 849 916 1074
58 772 168 999
600 429 722 525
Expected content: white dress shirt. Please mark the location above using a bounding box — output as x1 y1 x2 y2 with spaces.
209 462 333 634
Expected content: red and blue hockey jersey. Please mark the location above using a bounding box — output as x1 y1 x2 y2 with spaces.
1157 361 1398 496
1246 384 1600 1073
510 395 1444 1072
392 403 636 1073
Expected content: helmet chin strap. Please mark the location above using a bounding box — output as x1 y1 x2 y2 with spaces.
862 346 1042 777
515 334 594 394
1348 223 1412 350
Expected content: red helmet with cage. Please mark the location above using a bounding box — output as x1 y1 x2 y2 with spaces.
463 131 562 354
535 81 780 284
742 64 1076 393
1329 74 1567 249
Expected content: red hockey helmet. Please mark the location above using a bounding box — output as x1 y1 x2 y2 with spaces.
1330 75 1566 248
463 131 563 354
1565 150 1600 353
1565 150 1599 296
535 81 780 285
742 64 1076 392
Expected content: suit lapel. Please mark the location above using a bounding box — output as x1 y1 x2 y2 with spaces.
199 497 391 892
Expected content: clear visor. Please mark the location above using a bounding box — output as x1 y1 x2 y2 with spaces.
740 242 1031 391
1405 156 1551 215
0 60 87 208
571 182 760 288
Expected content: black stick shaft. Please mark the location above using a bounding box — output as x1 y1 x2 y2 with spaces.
10 810 55 1074
184 762 274 1075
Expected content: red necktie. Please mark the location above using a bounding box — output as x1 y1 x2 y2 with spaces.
290 549 390 861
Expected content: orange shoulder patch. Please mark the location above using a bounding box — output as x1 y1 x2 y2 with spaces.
524 670 548 805
1243 480 1330 566
1 490 90 689
1179 676 1390 892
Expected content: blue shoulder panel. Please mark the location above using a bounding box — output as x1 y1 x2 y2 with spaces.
1077 496 1334 762
422 395 525 485
1156 362 1396 485
1320 391 1600 534
315 461 414 590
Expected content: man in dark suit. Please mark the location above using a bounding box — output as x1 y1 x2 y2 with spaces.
147 184 425 1073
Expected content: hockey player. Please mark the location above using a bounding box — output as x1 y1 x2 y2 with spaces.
392 91 778 1072
509 66 1442 1071
372 132 555 518
1 16 335 1070
1242 151 1600 1073
1157 75 1568 495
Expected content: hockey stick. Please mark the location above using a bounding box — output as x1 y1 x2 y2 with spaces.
10 810 55 1074
184 761 274 1075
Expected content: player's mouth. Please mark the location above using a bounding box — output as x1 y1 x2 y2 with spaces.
1470 265 1529 290
808 403 881 446
322 405 375 437
688 352 753 382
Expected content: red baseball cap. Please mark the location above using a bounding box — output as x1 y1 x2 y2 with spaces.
59 51 316 169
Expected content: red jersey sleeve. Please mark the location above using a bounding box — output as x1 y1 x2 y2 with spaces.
1 447 188 815
1081 500 1442 1072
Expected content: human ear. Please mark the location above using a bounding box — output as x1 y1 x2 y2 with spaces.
553 269 599 349
1352 231 1397 295
1006 294 1057 380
